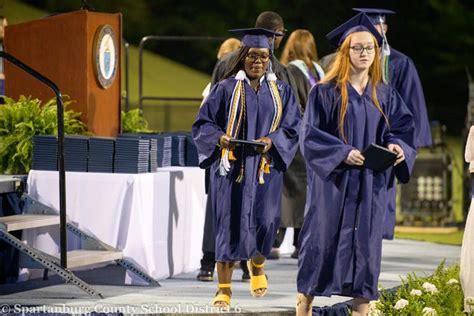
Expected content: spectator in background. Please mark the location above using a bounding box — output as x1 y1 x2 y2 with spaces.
201 38 241 101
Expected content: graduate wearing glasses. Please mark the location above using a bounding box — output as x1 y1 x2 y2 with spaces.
295 13 416 315
192 27 300 308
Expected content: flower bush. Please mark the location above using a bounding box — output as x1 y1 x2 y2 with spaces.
368 261 467 315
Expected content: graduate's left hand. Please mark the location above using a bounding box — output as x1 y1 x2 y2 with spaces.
255 137 272 154
388 143 405 166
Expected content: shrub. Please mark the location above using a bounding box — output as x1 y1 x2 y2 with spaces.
0 95 87 174
368 261 467 315
121 108 152 133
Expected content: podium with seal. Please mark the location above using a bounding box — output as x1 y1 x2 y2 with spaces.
4 10 122 137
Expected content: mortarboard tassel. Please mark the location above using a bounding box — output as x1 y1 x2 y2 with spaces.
379 17 391 84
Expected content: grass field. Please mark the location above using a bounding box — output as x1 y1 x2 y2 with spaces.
395 230 464 245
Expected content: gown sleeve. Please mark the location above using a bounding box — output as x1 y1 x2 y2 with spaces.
383 88 417 183
192 83 227 169
299 84 353 180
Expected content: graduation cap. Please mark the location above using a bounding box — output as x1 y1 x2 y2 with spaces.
353 8 395 25
229 27 282 50
326 12 383 47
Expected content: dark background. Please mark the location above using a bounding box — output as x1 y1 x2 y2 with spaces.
21 0 474 135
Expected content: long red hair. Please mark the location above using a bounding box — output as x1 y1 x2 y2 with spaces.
320 32 388 142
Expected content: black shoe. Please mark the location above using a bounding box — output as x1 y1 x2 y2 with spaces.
242 271 250 282
196 269 214 282
267 248 280 260
291 248 299 259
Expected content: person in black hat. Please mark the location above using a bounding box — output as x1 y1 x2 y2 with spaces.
295 13 416 315
193 27 300 308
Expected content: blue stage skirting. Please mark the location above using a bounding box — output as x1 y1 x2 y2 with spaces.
0 192 23 284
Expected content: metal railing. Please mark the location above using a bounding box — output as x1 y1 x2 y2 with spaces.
0 51 67 268
123 40 130 112
137 35 225 130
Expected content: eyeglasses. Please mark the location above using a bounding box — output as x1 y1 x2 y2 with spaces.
246 53 270 63
277 28 288 36
350 45 375 54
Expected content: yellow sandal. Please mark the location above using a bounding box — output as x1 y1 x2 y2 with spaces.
247 259 268 298
212 283 232 307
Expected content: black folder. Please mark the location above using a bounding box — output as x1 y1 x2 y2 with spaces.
362 143 397 172
229 139 266 148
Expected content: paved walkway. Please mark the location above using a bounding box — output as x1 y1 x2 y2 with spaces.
0 239 461 315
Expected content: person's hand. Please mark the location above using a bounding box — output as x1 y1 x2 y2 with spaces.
219 134 235 149
344 149 365 166
388 143 405 166
255 137 272 154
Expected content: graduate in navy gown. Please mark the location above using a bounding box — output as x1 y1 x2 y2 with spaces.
295 13 416 316
192 28 300 308
353 8 432 240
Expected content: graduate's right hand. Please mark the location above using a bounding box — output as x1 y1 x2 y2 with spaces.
344 149 365 166
219 134 235 150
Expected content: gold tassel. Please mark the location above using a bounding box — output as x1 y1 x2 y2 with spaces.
235 165 245 183
228 149 237 161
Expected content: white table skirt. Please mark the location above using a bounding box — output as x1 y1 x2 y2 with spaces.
24 167 206 284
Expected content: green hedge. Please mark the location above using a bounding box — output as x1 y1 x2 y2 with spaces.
0 95 87 174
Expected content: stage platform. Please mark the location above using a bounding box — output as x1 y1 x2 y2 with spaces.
0 239 460 315
0 175 22 194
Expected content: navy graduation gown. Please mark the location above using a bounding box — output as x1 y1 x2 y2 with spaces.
192 76 301 262
297 82 416 300
389 48 431 148
383 48 432 239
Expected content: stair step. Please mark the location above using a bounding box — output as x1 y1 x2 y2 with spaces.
64 250 123 268
0 214 60 232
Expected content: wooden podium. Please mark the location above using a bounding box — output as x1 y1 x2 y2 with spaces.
4 10 122 137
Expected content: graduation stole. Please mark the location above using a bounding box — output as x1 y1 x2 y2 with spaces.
219 70 283 184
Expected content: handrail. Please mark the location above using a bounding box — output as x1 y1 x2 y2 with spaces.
0 51 67 268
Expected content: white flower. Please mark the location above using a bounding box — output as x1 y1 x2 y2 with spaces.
368 308 383 316
447 278 459 285
422 282 438 294
466 296 474 305
422 307 437 316
367 301 382 316
368 300 379 309
394 298 409 310
410 289 422 296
